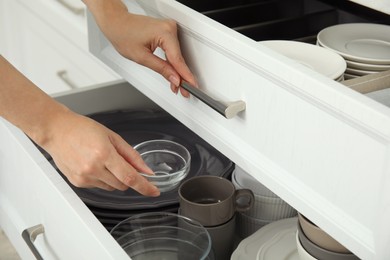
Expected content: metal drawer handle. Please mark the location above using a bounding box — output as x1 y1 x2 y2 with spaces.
22 224 45 260
56 0 85 16
57 70 78 89
180 81 246 119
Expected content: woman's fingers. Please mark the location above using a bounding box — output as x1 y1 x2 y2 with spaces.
105 152 160 197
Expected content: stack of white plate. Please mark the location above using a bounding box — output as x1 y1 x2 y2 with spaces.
317 23 390 80
231 217 299 260
259 40 346 81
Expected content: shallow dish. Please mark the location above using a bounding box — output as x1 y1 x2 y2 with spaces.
346 60 390 71
110 212 211 260
260 40 346 80
345 67 377 76
297 221 359 260
317 23 390 64
134 139 191 192
298 213 350 253
232 217 299 260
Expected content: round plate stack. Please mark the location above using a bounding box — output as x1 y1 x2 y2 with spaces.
317 23 390 80
259 40 347 81
40 109 234 231
231 217 299 260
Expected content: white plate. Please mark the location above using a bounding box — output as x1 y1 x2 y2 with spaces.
259 40 346 80
231 217 299 260
317 23 390 64
345 67 378 76
346 59 390 71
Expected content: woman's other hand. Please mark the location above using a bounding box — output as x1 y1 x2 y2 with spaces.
84 0 197 96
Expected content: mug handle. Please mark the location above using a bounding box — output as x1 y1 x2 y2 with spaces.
235 189 255 212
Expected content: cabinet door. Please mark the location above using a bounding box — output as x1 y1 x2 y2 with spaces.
87 1 390 259
0 0 120 94
16 0 88 49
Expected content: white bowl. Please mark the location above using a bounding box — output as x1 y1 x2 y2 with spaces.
233 166 278 197
232 171 297 220
298 213 350 253
246 193 297 220
297 221 359 260
236 211 272 239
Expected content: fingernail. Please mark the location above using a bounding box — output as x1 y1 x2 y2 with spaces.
152 186 160 197
169 75 180 87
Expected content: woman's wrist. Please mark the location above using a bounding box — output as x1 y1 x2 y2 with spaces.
82 0 129 29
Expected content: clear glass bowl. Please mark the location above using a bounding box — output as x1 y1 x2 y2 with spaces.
134 139 191 192
110 212 212 260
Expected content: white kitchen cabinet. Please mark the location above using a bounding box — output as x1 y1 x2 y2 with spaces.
1 0 390 259
87 1 390 259
0 0 120 94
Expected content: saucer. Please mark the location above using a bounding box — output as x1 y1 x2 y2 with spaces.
346 60 390 71
260 40 346 80
317 23 390 64
231 217 299 260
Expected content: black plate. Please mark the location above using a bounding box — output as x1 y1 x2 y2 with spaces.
45 110 234 210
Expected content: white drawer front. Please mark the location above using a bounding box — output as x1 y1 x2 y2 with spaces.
0 82 155 259
88 1 390 259
0 121 128 259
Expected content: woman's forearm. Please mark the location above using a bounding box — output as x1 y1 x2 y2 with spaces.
0 55 71 147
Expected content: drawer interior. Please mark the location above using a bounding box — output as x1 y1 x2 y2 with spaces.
178 0 390 43
51 82 236 232
176 0 390 101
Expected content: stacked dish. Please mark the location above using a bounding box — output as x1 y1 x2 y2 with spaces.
296 213 360 260
317 23 390 80
259 40 346 81
232 166 297 239
231 217 299 260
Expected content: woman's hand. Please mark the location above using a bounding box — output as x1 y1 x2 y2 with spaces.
84 0 197 96
43 110 161 196
1 56 160 196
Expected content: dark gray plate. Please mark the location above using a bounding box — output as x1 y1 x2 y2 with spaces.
44 110 233 210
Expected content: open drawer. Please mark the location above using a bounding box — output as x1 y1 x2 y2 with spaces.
87 0 390 259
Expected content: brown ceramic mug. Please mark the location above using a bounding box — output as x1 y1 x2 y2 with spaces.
179 176 254 227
